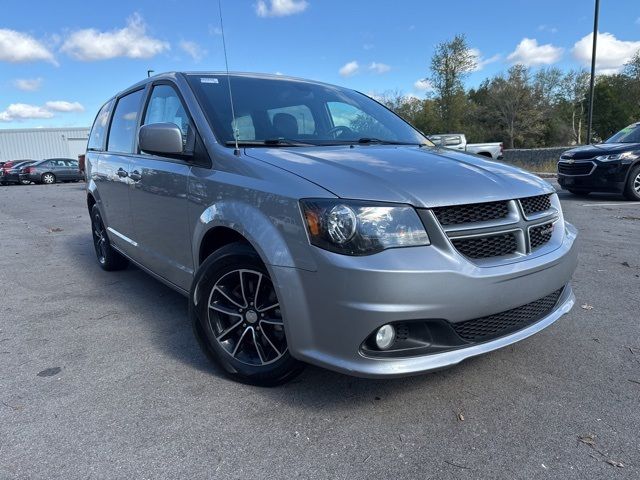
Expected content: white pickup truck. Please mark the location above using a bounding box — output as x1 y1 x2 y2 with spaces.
428 133 503 160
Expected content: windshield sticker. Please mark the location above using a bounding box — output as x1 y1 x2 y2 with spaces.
201 78 219 84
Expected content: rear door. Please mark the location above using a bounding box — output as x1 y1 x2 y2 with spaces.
98 88 145 256
127 83 194 290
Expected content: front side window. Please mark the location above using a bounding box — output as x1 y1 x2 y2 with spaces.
187 75 431 147
88 100 113 151
143 84 193 153
108 89 144 154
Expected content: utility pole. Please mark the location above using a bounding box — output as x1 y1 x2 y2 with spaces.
585 0 600 144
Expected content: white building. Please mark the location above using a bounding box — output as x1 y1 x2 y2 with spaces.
0 127 90 162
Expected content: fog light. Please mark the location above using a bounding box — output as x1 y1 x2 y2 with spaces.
375 324 396 350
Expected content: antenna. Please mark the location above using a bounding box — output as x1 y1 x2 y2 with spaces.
218 0 240 155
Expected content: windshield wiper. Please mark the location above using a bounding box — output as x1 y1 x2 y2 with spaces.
356 138 422 145
224 139 316 147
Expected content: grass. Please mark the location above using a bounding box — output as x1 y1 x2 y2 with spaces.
500 159 558 174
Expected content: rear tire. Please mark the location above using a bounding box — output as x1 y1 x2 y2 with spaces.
91 205 129 271
623 165 640 201
41 172 56 184
190 242 304 386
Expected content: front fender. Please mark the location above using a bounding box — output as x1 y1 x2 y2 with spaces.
192 199 317 272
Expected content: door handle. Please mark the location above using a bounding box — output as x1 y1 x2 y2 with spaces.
116 168 128 178
129 170 142 182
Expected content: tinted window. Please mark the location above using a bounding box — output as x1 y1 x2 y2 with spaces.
143 84 193 153
88 100 113 151
606 124 640 144
187 75 430 146
108 89 144 153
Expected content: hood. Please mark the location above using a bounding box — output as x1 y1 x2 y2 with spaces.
562 142 640 160
245 145 553 208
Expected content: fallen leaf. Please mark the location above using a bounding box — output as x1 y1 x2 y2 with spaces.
578 434 596 447
621 261 631 268
457 411 465 422
606 459 624 468
48 227 63 233
581 304 594 310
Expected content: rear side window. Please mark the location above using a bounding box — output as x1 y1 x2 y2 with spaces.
108 89 144 154
88 100 113 151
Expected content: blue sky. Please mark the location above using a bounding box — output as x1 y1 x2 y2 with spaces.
1 0 639 128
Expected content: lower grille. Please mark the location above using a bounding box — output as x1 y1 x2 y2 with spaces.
558 161 594 175
452 232 517 259
530 222 554 249
451 288 563 342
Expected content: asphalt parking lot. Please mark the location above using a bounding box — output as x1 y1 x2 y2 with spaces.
1 182 639 479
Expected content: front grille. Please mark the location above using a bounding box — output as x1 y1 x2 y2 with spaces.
558 161 593 175
520 194 551 216
432 201 509 226
451 288 563 342
530 222 554 249
452 232 517 259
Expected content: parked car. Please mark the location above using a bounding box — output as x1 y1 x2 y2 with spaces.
86 72 577 385
3 160 36 185
558 122 640 200
428 133 503 159
19 158 83 185
1 160 31 185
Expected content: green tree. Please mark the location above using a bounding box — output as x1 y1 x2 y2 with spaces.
483 65 543 148
428 34 476 132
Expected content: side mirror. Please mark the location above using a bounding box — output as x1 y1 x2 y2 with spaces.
139 123 186 156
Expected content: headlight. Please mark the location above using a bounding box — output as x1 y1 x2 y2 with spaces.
595 151 639 161
300 199 429 255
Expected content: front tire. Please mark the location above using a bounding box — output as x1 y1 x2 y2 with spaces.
91 205 129 271
41 172 56 184
623 165 640 201
190 242 303 386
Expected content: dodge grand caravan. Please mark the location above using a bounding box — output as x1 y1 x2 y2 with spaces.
86 72 578 385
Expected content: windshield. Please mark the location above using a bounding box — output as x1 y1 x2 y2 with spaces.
187 74 432 147
605 124 640 144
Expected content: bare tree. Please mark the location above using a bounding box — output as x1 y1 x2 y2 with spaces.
560 70 590 144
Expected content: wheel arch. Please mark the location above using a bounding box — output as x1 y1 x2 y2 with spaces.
192 200 317 272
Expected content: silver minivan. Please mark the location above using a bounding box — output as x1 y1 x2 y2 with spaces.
86 72 577 385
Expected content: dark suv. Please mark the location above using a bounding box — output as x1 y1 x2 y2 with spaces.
558 122 640 200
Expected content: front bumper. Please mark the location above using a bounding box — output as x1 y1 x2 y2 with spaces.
273 222 578 378
558 159 629 193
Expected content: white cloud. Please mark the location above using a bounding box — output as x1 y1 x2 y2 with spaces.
572 32 640 74
45 101 84 113
469 48 501 71
538 24 558 34
13 78 43 91
363 43 374 50
0 100 84 122
0 103 54 122
0 29 56 64
339 60 359 77
208 25 222 36
61 13 169 61
255 0 308 17
179 40 206 62
507 38 563 66
414 79 433 91
368 62 390 74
